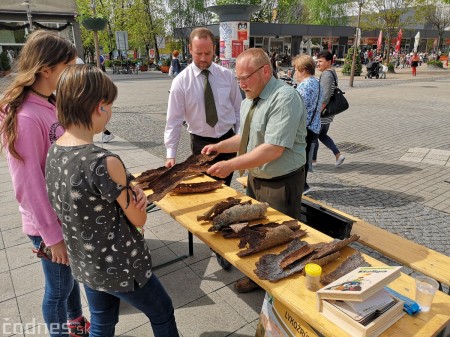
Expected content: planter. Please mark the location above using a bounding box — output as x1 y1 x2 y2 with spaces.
82 18 107 31
139 65 148 72
160 65 170 73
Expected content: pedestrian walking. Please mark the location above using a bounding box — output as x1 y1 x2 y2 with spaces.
293 54 322 194
411 52 420 76
312 50 345 167
171 50 181 77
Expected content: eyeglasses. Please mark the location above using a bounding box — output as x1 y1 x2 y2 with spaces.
235 65 265 83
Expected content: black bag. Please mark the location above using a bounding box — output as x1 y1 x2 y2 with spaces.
321 70 349 117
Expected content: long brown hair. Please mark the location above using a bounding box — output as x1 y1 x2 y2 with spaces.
0 30 77 161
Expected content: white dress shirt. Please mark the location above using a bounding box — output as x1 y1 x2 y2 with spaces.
164 62 242 159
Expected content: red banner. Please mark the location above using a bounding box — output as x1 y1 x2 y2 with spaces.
377 31 383 51
395 29 403 52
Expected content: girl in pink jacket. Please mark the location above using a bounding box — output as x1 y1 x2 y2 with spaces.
0 31 89 337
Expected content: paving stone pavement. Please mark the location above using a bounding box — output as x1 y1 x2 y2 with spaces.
0 65 449 336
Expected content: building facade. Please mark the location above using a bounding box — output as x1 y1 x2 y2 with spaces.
0 0 82 60
175 22 450 61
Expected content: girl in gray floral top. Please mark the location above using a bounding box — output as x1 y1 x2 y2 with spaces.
46 65 179 337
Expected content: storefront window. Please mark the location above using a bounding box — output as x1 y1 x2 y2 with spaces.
1 21 75 58
0 22 27 44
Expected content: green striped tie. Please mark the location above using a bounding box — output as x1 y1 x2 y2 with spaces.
202 70 218 127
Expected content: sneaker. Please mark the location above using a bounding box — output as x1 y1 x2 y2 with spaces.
68 316 90 337
311 161 317 167
335 155 345 167
234 277 260 293
102 133 115 143
303 187 311 195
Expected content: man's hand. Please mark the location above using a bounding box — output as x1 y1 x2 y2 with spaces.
50 240 69 265
165 158 175 168
207 161 233 178
202 143 220 155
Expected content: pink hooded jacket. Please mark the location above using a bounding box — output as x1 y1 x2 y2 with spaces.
6 93 64 246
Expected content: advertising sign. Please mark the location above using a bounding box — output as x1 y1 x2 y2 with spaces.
156 36 165 49
115 31 128 51
219 21 250 62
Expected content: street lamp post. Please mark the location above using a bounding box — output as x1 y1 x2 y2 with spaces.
21 0 33 34
349 0 364 87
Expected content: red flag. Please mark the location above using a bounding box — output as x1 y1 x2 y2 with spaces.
377 30 383 51
395 29 402 52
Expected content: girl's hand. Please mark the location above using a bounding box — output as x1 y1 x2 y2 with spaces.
132 185 148 212
50 240 70 265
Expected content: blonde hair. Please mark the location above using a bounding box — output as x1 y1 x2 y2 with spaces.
292 54 316 75
236 48 270 69
0 30 77 160
56 64 117 130
189 27 214 45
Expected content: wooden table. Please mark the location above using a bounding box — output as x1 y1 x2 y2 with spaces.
146 177 450 337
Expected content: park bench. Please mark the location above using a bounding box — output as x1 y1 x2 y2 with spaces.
236 176 450 291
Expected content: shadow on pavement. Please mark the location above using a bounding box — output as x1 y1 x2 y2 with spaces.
316 161 422 175
309 182 425 207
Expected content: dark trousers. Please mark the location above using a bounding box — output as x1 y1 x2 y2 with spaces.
305 129 318 190
247 166 305 220
190 129 236 186
312 123 340 160
84 275 178 337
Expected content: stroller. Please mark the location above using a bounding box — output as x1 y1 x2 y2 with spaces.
365 61 382 79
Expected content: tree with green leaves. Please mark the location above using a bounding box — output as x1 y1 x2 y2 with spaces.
167 0 213 59
359 0 418 64
214 0 307 24
76 0 167 62
126 0 166 62
303 0 349 26
342 46 362 75
415 0 450 52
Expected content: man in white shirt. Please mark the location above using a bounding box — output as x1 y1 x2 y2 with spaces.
164 27 242 186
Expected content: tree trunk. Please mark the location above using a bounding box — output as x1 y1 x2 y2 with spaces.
385 36 391 65
144 0 160 62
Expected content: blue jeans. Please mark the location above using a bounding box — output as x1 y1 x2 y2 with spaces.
84 274 179 337
312 123 340 160
29 236 83 337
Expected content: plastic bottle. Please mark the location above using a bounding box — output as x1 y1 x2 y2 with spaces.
305 263 322 291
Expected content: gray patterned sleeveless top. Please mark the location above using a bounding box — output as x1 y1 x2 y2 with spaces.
45 144 152 292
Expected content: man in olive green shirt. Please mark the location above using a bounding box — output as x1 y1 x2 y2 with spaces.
202 47 307 293
203 47 307 219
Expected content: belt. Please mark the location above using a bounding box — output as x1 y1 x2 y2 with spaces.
191 128 235 142
251 166 304 182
